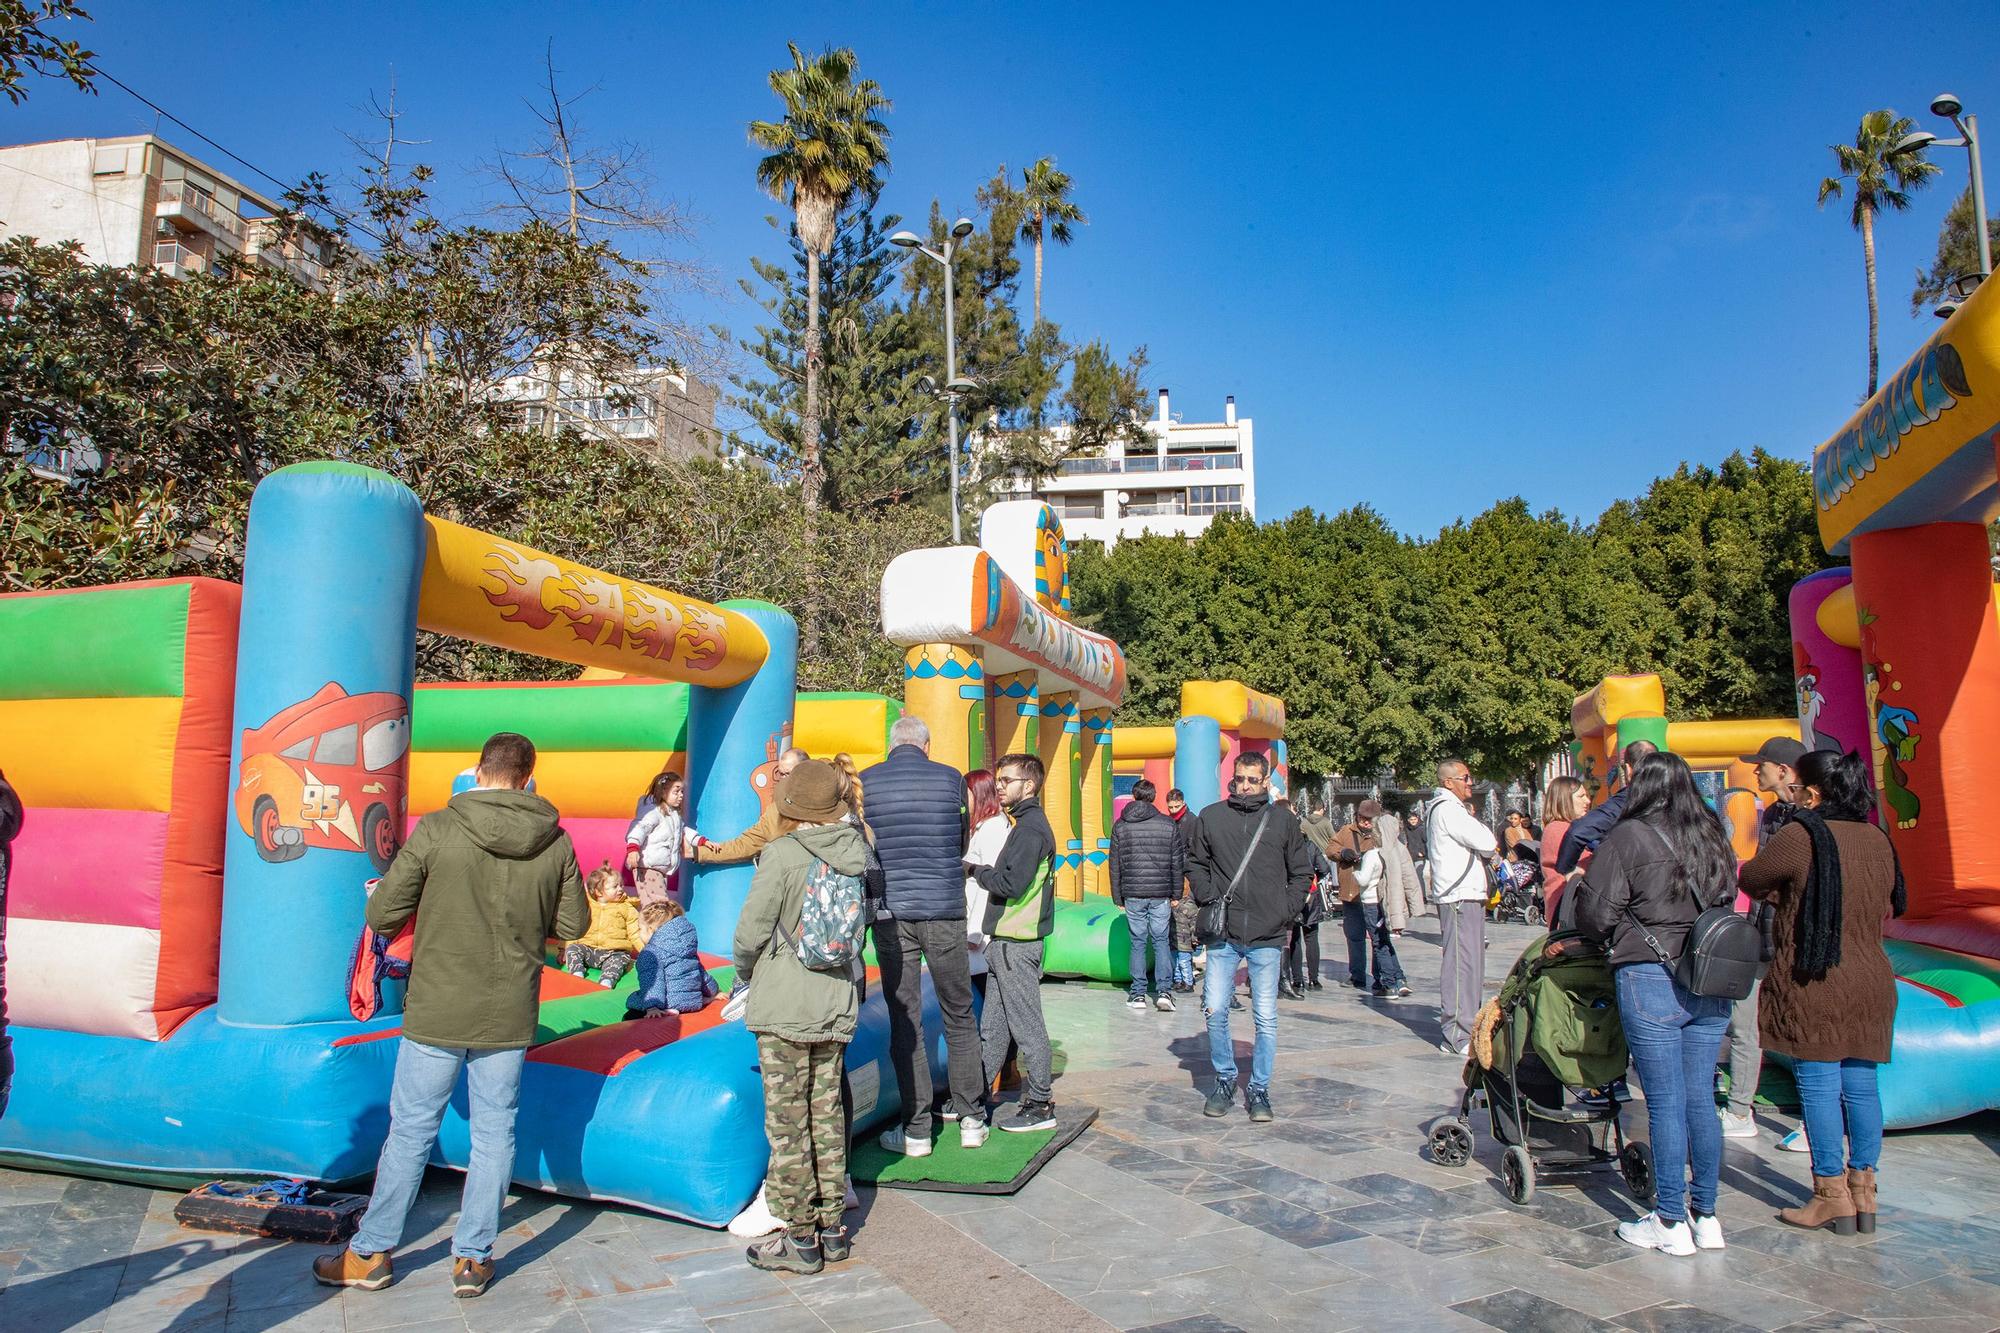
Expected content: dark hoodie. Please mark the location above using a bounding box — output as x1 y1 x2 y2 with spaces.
1187 792 1314 950
368 788 588 1049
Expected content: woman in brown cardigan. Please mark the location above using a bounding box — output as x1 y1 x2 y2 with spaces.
1738 749 1903 1236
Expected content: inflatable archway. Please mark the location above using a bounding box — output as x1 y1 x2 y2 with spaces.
0 461 935 1224
1110 681 1289 815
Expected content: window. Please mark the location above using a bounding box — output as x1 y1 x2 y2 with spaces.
1050 493 1103 519
314 724 358 766
279 738 313 761
1187 485 1244 516
362 717 411 772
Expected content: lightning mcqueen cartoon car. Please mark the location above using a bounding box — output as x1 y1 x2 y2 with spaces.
234 682 410 872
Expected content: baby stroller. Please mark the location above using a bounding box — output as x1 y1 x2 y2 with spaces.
1490 839 1543 926
1427 931 1654 1206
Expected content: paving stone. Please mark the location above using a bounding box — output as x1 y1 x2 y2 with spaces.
546 1233 673 1301
102 1277 230 1332
1452 1286 1623 1332
1615 1301 1763 1333
652 1246 794 1319
1202 1193 1367 1249
790 1263 939 1332
1321 1200 1502 1257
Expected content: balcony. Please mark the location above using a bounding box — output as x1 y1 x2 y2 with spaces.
153 241 206 279
1054 451 1242 478
253 242 325 288
156 180 245 245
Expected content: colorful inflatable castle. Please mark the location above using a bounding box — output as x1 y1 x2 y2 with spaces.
0 461 937 1224
1785 275 2000 1128
1113 681 1289 815
880 501 1134 980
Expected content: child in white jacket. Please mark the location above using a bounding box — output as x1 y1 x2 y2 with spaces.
626 771 698 910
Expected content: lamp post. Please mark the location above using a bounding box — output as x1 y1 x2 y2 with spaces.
1899 92 1991 281
891 217 977 543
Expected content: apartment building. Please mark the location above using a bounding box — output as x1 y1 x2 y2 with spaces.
490 364 721 463
0 135 334 289
1000 388 1255 546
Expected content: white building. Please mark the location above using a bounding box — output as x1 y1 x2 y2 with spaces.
0 135 334 289
1000 388 1255 547
489 364 720 463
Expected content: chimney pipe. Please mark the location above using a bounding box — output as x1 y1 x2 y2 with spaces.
1225 395 1237 426
1157 387 1170 423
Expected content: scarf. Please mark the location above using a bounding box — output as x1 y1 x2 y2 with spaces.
1791 808 1907 983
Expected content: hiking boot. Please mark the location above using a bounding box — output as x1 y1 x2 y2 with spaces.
878 1126 932 1157
1001 1100 1057 1133
1153 993 1175 1013
1847 1167 1877 1234
312 1248 392 1291
1617 1211 1696 1256
959 1114 989 1150
1203 1078 1237 1118
819 1224 851 1262
1246 1086 1274 1123
747 1230 824 1275
1778 1174 1858 1234
451 1257 493 1298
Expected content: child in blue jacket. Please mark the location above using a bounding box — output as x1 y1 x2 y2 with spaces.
626 900 719 1016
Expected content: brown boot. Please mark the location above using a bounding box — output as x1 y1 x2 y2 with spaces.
1846 1167 1877 1234
312 1247 392 1290
1778 1173 1857 1234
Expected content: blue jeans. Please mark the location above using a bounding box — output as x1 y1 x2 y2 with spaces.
1126 899 1172 998
1203 941 1280 1092
1173 951 1195 986
352 1040 526 1261
1342 902 1406 989
1616 964 1731 1222
1793 1058 1883 1179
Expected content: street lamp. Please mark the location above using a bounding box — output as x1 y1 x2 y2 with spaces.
892 217 977 543
1899 92 1990 281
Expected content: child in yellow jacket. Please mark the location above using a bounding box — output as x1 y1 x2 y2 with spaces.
565 864 647 988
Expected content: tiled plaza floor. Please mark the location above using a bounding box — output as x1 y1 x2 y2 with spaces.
5 916 2000 1331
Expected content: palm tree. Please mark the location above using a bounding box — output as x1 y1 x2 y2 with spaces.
1018 158 1086 327
1819 110 1939 397
749 44 891 509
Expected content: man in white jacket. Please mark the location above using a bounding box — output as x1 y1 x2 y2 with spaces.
1424 760 1498 1056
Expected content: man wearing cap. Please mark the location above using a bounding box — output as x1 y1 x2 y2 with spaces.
1721 737 1805 1140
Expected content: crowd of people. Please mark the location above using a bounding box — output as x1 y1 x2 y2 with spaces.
298 716 1902 1297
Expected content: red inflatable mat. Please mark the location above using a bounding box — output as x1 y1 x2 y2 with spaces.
527 997 730 1076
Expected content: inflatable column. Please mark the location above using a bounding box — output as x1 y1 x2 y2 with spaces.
986 668 1038 765
1269 739 1290 798
686 600 798 949
904 643 983 773
1617 715 1668 757
1849 523 2000 922
1038 692 1081 900
1174 716 1224 813
220 463 425 1027
1789 568 1869 759
1078 707 1113 896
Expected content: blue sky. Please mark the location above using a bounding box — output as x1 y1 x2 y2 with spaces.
7 1 1991 536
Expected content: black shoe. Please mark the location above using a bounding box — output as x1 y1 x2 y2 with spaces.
819 1225 850 1262
1370 984 1390 995
1229 996 1245 1010
1246 1086 1274 1123
1350 979 1369 990
1305 980 1323 991
1203 1078 1237 1117
747 1231 823 1275
1279 980 1303 1000
1000 1100 1057 1133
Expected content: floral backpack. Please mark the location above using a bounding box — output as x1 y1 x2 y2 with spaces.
773 858 866 971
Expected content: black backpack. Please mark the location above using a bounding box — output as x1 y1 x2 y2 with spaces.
1621 823 1763 1000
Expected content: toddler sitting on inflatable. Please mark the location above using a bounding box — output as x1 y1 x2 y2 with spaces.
625 900 719 1017
564 864 646 988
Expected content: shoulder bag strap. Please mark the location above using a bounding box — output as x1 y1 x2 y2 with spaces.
1221 809 1273 908
1615 822 1699 967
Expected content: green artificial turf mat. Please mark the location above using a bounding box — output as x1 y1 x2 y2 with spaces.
848 1104 1097 1193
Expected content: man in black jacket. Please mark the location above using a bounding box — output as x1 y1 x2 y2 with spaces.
862 716 984 1156
1111 779 1185 1012
973 753 1060 1134
1188 753 1314 1123
1555 739 1658 873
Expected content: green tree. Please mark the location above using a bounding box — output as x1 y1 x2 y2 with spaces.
1818 110 1940 396
748 43 893 512
1910 184 1998 313
1 0 93 104
1016 157 1086 327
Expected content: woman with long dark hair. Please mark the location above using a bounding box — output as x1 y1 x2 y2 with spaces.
1739 749 1901 1236
961 770 1008 974
1575 753 1739 1256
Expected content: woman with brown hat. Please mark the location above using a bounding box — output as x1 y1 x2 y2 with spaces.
731 759 871 1275
1739 749 1902 1236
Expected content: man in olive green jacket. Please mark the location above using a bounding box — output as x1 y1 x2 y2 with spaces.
316 732 587 1300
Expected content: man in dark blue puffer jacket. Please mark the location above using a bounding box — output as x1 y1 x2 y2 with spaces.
861 716 983 1155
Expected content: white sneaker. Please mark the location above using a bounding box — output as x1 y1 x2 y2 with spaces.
843 1174 860 1211
726 1184 782 1238
878 1127 932 1158
959 1115 989 1150
1777 1128 1810 1153
1690 1212 1725 1251
1720 1110 1758 1139
1126 995 1148 1010
1617 1211 1697 1257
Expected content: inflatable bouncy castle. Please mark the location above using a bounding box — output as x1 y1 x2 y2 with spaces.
0 461 937 1224
1780 280 2000 1127
1113 681 1289 814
